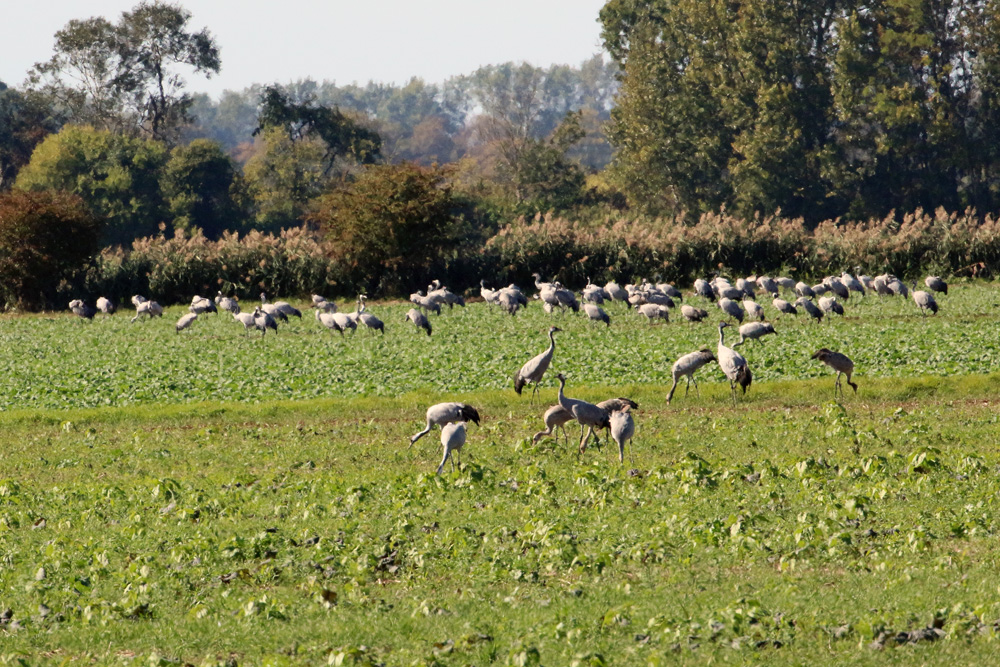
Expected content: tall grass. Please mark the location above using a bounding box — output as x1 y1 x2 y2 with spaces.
64 207 1000 306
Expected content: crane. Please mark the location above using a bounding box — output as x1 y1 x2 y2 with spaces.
409 402 481 447
666 349 717 404
717 322 752 405
514 326 561 402
811 348 857 397
555 373 611 453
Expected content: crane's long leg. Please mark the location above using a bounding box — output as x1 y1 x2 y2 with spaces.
693 375 701 397
530 382 539 405
666 376 680 404
628 437 635 466
409 421 432 448
436 446 450 475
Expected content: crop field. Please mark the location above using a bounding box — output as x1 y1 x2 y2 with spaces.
3 284 1000 664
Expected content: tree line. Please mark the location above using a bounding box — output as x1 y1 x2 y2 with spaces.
600 0 1000 222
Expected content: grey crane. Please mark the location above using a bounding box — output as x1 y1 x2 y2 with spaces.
718 297 745 323
355 296 384 334
480 281 500 305
680 304 709 322
795 297 823 323
498 289 523 316
773 296 797 317
69 299 95 320
609 406 636 465
775 277 797 293
823 277 850 299
253 306 278 335
216 292 240 314
175 312 198 333
582 278 608 304
717 322 752 406
872 275 893 296
733 321 776 346
605 281 629 303
924 276 948 295
736 278 756 299
233 311 256 335
757 276 778 295
583 303 610 326
666 348 716 404
841 273 865 297
811 283 830 296
409 291 442 315
812 348 857 396
795 282 815 298
887 278 909 297
190 295 217 315
428 281 465 309
744 299 765 321
532 404 573 444
436 422 467 474
912 289 939 315
636 303 669 323
694 278 716 301
96 297 115 316
130 299 163 322
409 402 481 447
514 326 561 401
555 373 611 453
261 292 301 319
259 294 288 322
405 308 432 336
818 296 845 318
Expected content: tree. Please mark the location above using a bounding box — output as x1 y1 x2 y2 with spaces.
510 112 587 214
28 1 220 143
601 0 1000 222
0 190 100 310
243 126 326 231
161 139 248 239
0 82 60 191
253 85 381 174
306 163 464 294
15 125 168 245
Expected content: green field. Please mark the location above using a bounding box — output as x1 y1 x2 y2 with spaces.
3 285 1000 664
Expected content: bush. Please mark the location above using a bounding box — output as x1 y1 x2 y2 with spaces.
0 190 100 310
306 163 465 294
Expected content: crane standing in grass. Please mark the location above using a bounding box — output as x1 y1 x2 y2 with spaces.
666 349 717 404
717 322 752 405
610 406 635 465
410 402 481 448
437 422 466 474
405 308 432 336
555 373 611 453
514 326 561 402
811 348 858 397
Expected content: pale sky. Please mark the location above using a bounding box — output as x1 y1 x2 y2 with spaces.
2 0 609 98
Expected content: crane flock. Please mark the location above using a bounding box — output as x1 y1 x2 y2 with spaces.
63 270 949 473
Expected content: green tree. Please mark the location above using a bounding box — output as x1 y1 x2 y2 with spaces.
253 85 381 174
0 82 60 191
306 163 464 294
15 125 168 245
0 190 100 310
510 111 587 214
161 139 247 239
243 126 326 231
28 1 220 143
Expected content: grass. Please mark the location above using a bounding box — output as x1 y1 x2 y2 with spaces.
3 284 1000 664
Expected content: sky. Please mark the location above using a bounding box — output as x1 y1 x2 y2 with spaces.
1 0 610 98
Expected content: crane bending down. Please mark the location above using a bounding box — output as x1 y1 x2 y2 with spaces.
811 348 857 397
437 422 466 474
555 373 610 453
717 322 752 406
409 402 481 448
666 348 717 404
514 326 561 402
532 404 573 444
